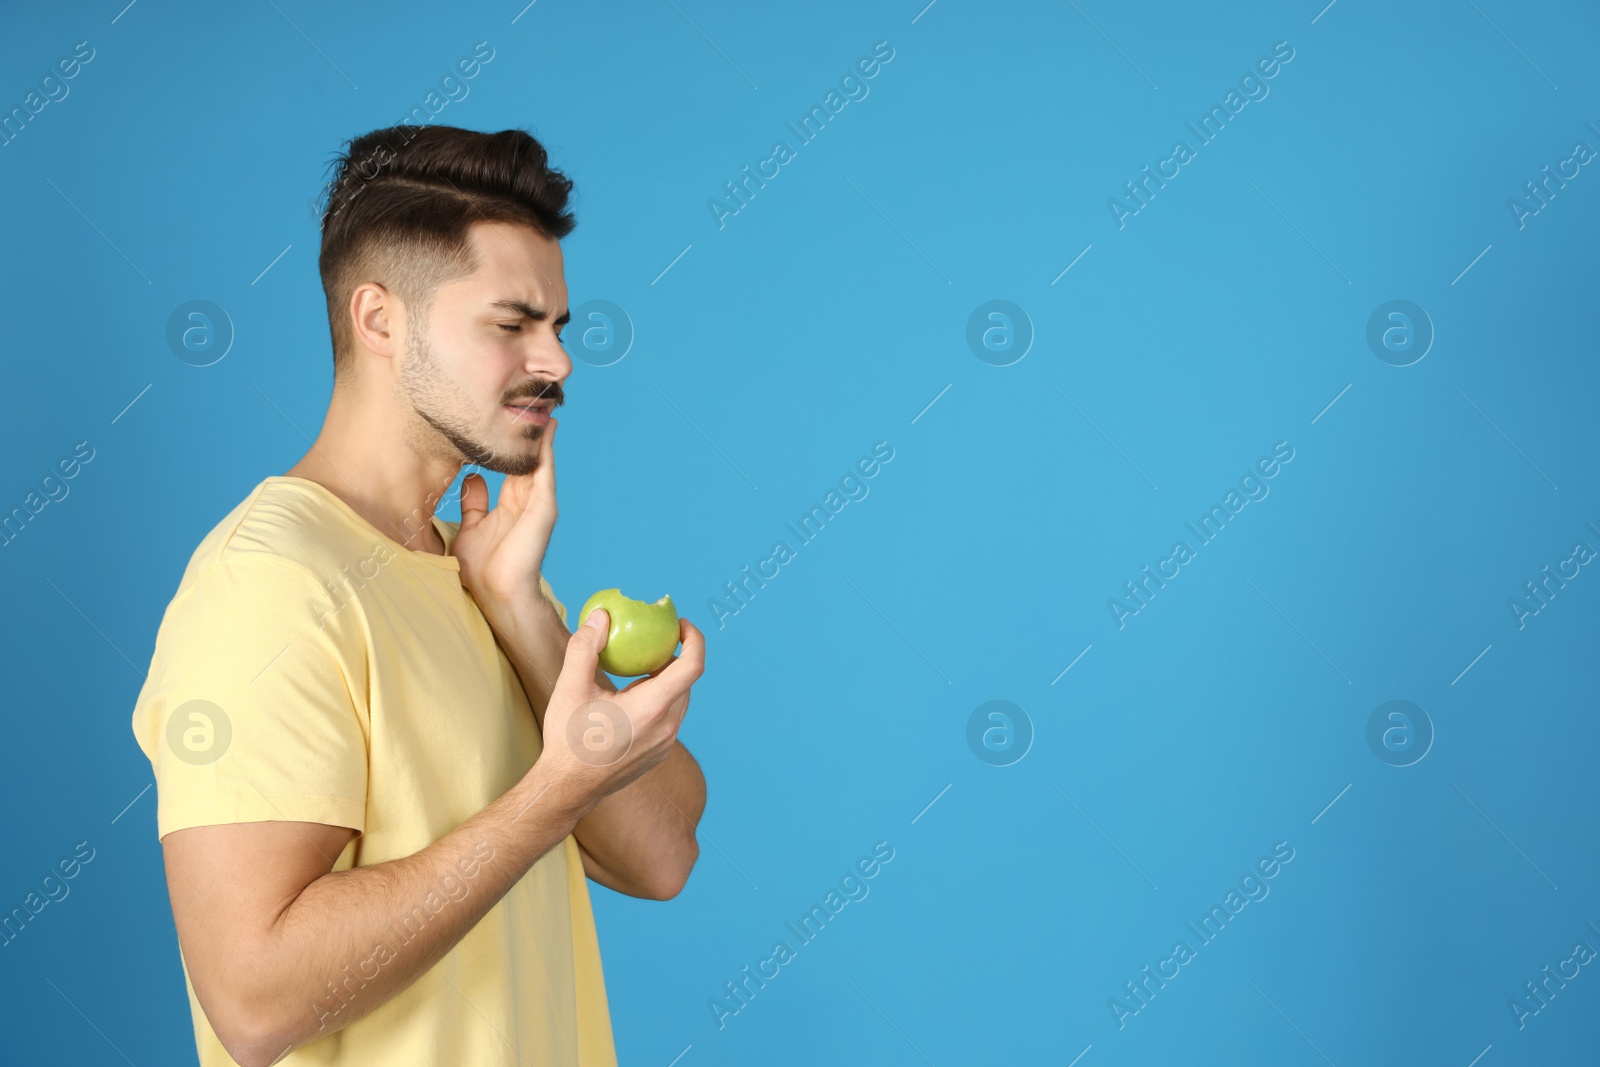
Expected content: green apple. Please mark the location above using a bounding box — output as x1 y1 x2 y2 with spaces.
578 588 681 677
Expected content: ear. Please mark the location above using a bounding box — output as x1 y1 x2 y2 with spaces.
350 282 401 359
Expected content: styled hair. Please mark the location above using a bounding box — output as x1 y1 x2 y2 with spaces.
315 124 577 377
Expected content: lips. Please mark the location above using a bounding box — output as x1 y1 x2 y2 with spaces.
506 402 552 425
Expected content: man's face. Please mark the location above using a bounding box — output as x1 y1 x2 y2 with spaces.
397 219 571 477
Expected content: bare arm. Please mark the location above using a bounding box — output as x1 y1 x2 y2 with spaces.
162 614 699 1067
163 763 591 1067
490 594 705 899
572 665 706 899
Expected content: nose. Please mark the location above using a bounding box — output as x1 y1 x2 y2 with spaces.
528 328 572 383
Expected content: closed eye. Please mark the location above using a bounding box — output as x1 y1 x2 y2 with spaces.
498 324 522 333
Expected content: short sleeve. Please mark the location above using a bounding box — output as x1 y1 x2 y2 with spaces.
129 557 370 840
539 573 569 628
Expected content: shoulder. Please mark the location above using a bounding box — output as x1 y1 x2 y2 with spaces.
170 478 382 604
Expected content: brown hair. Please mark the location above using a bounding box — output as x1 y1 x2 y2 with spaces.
315 124 577 377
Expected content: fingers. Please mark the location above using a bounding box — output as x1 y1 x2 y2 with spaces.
644 619 705 697
554 608 607 698
458 472 488 530
672 618 705 677
638 617 699 680
536 417 558 491
579 616 702 740
582 608 608 645
655 623 702 729
576 603 610 649
642 620 683 680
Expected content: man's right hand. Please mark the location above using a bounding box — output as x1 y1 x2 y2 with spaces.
532 608 704 818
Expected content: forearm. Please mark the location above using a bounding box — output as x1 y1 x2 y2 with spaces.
487 591 705 897
240 766 588 1063
575 740 706 897
489 587 568 722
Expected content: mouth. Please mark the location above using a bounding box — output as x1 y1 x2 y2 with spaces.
505 399 553 424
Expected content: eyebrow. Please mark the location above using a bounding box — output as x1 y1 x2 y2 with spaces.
489 299 570 327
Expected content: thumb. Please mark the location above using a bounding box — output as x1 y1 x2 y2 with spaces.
555 608 608 694
459 472 488 532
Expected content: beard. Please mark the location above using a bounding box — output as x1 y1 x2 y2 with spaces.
398 311 552 477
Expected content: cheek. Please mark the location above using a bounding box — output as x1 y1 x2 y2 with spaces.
435 332 509 395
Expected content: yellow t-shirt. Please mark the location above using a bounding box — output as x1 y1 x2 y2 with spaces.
129 475 616 1067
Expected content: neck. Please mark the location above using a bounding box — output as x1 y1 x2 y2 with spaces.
284 378 462 554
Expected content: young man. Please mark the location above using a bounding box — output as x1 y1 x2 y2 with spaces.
129 124 706 1067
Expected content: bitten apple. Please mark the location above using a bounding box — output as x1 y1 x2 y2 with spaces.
578 588 681 676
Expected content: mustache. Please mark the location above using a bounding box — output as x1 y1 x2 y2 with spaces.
503 381 565 407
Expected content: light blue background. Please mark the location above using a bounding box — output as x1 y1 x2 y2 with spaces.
2 1 1598 1064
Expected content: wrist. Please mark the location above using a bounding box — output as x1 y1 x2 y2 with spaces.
482 590 561 668
517 760 595 831
478 582 552 636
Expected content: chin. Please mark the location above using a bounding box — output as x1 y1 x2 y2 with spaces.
480 441 542 477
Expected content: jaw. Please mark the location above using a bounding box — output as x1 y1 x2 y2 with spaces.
473 420 544 476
